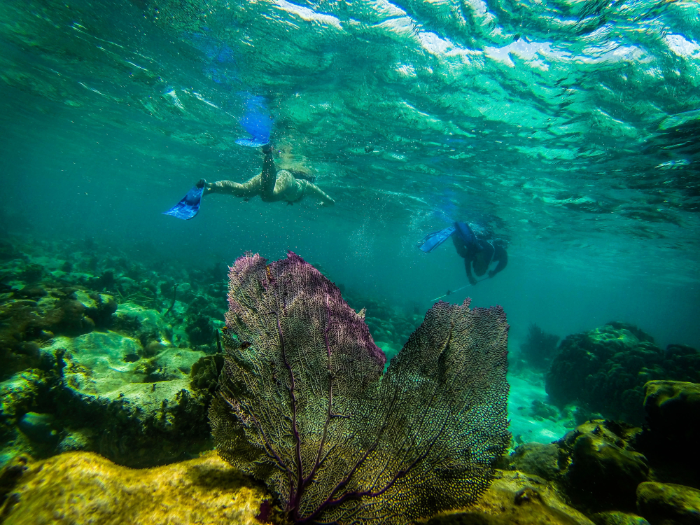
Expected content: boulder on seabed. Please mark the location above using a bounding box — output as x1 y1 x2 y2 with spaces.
636 482 700 525
641 380 700 463
509 442 563 482
558 420 649 513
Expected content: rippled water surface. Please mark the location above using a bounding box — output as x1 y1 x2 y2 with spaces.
1 0 699 346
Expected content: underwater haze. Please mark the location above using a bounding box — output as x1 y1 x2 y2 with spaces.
1 0 700 346
0 0 700 347
2 1 700 522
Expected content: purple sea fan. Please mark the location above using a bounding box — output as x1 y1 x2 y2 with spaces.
210 251 510 524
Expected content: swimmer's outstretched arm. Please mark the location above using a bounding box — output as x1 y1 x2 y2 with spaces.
303 180 335 205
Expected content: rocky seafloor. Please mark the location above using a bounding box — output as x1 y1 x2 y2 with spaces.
0 235 699 524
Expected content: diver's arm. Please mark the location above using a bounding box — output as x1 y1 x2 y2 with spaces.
464 258 477 285
489 245 508 278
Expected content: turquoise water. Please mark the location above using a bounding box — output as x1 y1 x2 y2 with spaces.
2 0 699 348
1 0 699 521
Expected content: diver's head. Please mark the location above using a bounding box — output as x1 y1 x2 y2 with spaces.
473 252 489 276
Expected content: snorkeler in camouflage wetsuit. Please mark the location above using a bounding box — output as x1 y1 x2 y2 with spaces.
197 144 335 206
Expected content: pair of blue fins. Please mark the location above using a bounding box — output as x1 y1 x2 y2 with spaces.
163 95 474 256
164 96 271 220
165 179 474 256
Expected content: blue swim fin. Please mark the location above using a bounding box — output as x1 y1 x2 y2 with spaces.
163 185 204 220
236 95 273 148
418 225 456 253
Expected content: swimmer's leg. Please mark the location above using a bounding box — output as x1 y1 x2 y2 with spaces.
205 174 262 198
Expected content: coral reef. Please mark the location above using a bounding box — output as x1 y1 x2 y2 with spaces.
0 286 117 379
2 236 699 525
0 347 214 467
506 381 700 521
46 333 213 466
508 420 650 513
545 322 700 424
0 452 268 524
211 252 511 524
0 237 228 467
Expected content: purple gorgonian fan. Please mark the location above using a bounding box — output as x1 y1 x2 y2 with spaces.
210 252 510 524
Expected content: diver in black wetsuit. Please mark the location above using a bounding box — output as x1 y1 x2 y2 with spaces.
418 221 508 285
451 222 508 285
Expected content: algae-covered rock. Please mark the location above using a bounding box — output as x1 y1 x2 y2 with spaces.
638 380 700 482
112 303 174 347
559 420 649 512
0 456 28 510
636 482 700 525
643 380 700 448
0 300 47 378
56 428 94 453
422 470 594 525
38 335 212 467
0 369 55 463
1 295 214 468
591 511 650 525
1 451 269 525
190 354 225 397
73 290 117 328
0 286 119 380
509 442 563 482
0 370 50 421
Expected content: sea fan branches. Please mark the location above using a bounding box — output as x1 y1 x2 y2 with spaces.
210 251 510 524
